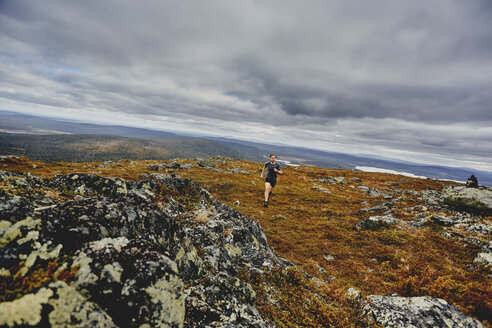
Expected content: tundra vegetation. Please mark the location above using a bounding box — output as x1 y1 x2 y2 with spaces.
0 156 490 327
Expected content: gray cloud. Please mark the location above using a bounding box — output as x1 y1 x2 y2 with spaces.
1 0 492 170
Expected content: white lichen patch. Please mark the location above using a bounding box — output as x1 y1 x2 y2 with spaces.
102 262 124 283
146 275 185 327
0 268 11 277
17 230 39 245
225 243 242 258
19 242 63 276
71 251 98 291
0 288 53 327
0 217 40 248
0 220 11 232
90 237 129 251
251 234 260 249
115 178 128 195
48 281 116 327
175 247 185 261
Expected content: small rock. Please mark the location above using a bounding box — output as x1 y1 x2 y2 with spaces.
346 287 362 301
324 255 335 261
363 294 485 327
356 215 397 230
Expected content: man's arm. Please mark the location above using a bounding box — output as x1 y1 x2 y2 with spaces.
274 164 283 175
260 164 267 177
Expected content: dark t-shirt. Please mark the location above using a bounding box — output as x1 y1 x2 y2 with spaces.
264 162 281 180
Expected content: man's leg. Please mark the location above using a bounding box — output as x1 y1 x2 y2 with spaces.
264 182 272 202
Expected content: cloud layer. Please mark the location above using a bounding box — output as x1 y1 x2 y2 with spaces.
1 0 492 170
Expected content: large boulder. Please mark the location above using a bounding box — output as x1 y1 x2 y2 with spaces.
363 294 485 327
0 172 286 327
441 186 492 214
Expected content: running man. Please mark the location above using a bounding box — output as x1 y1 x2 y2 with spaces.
260 153 283 207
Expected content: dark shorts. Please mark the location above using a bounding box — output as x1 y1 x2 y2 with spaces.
265 177 277 188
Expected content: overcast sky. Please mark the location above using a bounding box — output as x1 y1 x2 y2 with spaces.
1 0 492 170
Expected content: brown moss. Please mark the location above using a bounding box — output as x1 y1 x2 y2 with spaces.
0 258 79 302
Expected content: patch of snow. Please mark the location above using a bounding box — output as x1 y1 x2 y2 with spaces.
355 166 427 179
276 159 301 167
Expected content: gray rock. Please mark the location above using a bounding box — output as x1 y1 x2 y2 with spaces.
356 215 397 230
311 185 331 193
463 237 484 247
430 215 458 227
367 188 384 197
474 241 492 270
346 287 362 301
196 158 215 168
442 186 492 214
350 177 363 183
314 176 347 184
409 217 428 228
359 203 391 214
465 223 492 235
422 189 441 206
363 294 485 327
230 168 251 174
404 189 420 196
324 254 335 261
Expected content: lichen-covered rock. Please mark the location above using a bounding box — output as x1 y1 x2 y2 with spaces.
441 186 492 214
51 173 128 198
474 241 492 270
0 190 34 222
421 189 441 206
356 215 397 230
48 281 117 327
465 223 492 235
0 288 53 327
429 214 473 227
363 294 485 327
0 172 285 327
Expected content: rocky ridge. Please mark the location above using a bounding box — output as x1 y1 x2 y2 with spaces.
0 170 289 327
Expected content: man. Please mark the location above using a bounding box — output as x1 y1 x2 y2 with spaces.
260 153 283 207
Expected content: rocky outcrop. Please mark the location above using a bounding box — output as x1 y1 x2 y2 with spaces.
363 294 485 328
0 171 288 327
466 174 479 188
441 186 492 214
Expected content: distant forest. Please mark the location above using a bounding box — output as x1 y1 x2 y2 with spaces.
0 133 244 162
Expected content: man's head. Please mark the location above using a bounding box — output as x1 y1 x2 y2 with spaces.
270 153 276 162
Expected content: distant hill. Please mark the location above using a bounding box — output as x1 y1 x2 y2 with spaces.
0 110 184 138
206 137 492 187
1 110 491 186
0 133 242 162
